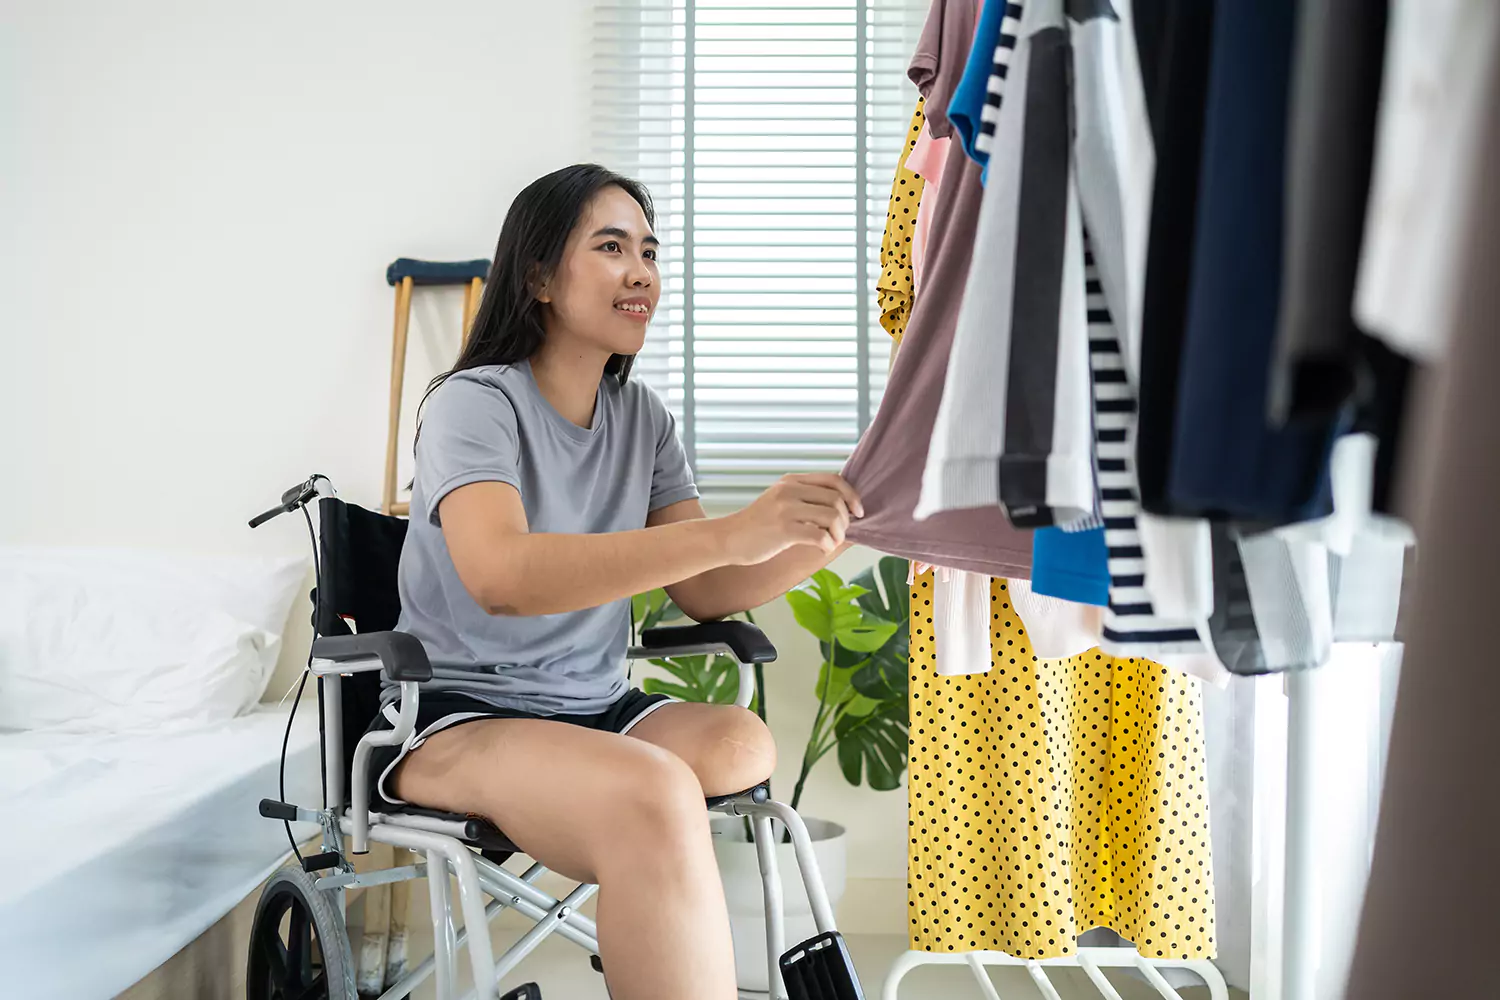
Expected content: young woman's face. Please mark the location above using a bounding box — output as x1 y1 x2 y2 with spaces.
537 185 660 358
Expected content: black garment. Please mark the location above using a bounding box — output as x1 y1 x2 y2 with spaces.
1129 0 1171 124
1269 0 1389 424
1133 0 1215 515
1353 334 1414 515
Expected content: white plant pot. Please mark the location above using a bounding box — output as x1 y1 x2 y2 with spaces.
711 815 847 994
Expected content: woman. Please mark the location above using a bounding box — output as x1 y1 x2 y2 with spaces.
372 163 863 999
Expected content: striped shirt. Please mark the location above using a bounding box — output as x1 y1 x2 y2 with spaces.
1085 237 1208 655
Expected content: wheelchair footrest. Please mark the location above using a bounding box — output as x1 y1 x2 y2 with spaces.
780 931 865 1000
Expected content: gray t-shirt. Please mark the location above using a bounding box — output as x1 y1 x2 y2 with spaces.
390 361 698 715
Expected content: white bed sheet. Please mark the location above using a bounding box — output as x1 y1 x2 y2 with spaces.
1 703 323 1000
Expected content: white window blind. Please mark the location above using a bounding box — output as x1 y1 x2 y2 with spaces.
592 0 928 505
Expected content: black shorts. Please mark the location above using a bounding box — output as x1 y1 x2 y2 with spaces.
366 687 675 811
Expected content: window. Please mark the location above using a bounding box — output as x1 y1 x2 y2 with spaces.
592 0 928 505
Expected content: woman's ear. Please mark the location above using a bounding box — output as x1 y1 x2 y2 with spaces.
526 263 551 304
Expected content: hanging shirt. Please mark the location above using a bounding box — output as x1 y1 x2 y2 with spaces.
1267 0 1389 425
906 122 950 297
1087 247 1223 684
843 0 1033 580
948 0 1021 167
1134 0 1215 516
917 0 1096 530
995 13 1095 529
1031 524 1110 606
973 1 1026 169
1354 0 1500 363
1164 0 1335 523
1070 0 1218 652
931 565 996 676
878 100 928 345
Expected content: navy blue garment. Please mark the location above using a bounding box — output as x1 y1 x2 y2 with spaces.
1165 0 1333 522
1031 525 1111 607
1134 0 1215 515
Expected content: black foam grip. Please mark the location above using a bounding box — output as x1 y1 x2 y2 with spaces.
311 631 433 682
639 621 778 664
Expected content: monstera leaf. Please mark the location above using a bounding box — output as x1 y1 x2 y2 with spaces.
820 638 867 669
834 700 908 791
788 570 897 653
642 653 741 705
851 556 910 625
632 588 683 633
850 636 908 703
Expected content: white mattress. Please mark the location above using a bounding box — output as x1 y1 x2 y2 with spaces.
1 703 323 1000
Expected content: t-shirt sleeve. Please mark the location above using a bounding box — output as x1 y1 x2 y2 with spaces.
644 386 699 512
414 376 522 527
909 0 978 141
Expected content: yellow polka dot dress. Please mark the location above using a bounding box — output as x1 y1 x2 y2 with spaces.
878 98 927 345
907 571 1217 960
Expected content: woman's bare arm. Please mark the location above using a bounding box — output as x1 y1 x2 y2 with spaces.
438 477 852 617
649 498 853 621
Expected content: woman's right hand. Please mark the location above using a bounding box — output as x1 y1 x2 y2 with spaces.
717 473 865 565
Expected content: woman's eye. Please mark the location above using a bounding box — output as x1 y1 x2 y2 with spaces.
601 240 621 252
644 248 658 261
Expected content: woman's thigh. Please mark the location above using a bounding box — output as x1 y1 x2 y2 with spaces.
389 717 703 884
625 702 777 797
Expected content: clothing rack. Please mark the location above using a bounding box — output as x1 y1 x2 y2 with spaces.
882 948 1228 1000
875 673 1331 999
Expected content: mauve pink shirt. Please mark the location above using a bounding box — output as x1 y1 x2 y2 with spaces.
842 0 1033 579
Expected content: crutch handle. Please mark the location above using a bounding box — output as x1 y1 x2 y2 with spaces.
385 258 490 286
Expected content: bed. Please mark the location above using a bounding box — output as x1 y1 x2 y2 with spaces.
1 704 322 999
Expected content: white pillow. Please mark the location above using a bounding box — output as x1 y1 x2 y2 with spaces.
0 547 307 732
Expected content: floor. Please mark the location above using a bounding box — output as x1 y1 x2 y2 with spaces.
479 931 1241 1000
351 881 1246 1000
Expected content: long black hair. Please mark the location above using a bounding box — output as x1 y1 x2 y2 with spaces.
419 163 655 415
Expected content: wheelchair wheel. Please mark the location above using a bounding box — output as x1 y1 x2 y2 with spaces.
247 865 356 1000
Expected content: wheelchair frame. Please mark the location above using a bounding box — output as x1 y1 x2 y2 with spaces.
275 636 839 1000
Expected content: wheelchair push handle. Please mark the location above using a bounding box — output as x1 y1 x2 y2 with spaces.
248 474 331 528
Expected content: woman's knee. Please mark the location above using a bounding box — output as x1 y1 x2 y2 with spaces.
695 708 777 797
603 745 710 852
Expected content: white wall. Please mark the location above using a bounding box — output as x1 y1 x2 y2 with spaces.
0 0 593 551
0 0 910 922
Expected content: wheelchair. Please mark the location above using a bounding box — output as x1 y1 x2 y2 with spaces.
246 476 863 1000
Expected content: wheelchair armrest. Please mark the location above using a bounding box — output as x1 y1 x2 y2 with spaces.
634 621 778 664
311 631 433 682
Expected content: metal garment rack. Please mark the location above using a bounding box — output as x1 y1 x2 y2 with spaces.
878 670 1342 999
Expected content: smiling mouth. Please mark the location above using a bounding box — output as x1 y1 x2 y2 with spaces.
615 302 650 315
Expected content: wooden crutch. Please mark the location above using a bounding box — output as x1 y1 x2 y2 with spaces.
381 258 491 517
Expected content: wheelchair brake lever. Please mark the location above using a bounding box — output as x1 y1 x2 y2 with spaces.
248 474 331 528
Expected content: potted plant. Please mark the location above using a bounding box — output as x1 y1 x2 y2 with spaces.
631 556 910 994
